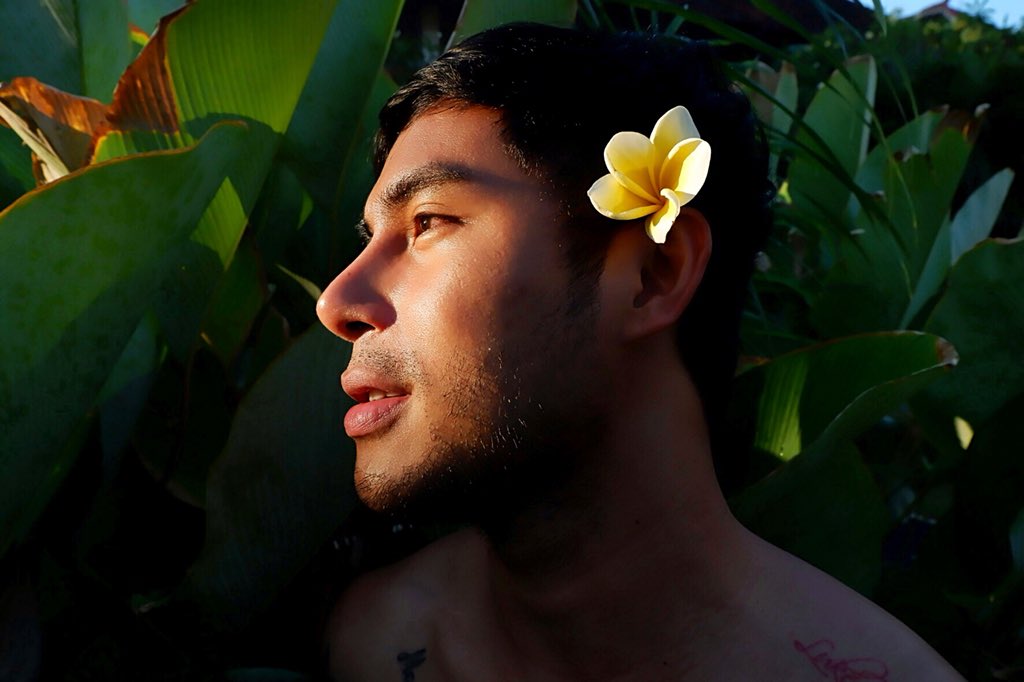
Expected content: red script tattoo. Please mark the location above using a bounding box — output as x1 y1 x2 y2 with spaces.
793 638 890 681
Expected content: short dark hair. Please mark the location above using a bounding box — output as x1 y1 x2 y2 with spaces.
374 23 772 476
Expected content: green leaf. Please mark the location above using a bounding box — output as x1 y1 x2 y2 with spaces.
730 442 889 595
730 332 958 461
329 72 400 269
164 0 337 139
201 238 267 365
787 55 877 230
237 308 290 390
0 0 82 93
924 238 1024 425
899 167 1014 328
881 130 972 280
901 216 951 329
181 324 356 630
126 0 185 34
856 106 948 194
772 62 798 141
283 0 404 211
92 0 339 359
250 162 311 266
96 310 163 409
0 122 248 556
98 312 163 469
0 126 34 206
743 61 797 182
814 127 974 336
447 0 578 49
276 264 322 301
0 0 131 102
810 210 909 337
76 0 133 101
133 349 232 507
950 168 1015 265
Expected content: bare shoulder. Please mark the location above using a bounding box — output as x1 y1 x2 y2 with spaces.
325 527 487 682
746 533 965 681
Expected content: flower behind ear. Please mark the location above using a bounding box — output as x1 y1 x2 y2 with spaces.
587 106 711 244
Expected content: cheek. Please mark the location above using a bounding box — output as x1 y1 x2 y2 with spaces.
392 216 570 378
393 248 505 372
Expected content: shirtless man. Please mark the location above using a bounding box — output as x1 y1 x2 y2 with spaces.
316 23 963 681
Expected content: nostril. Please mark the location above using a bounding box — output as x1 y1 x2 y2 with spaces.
345 320 374 337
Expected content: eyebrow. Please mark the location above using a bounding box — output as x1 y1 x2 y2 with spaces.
356 162 477 241
379 161 475 209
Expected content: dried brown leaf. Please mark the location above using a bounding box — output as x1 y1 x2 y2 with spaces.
0 76 109 177
91 5 188 150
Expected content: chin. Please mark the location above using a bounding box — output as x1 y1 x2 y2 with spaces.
352 432 581 533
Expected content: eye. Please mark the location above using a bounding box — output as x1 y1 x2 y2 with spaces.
415 214 434 234
413 213 461 236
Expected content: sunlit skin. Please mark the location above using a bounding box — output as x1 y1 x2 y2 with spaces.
317 106 965 681
316 104 609 517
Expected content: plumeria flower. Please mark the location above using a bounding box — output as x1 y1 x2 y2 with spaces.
587 105 711 244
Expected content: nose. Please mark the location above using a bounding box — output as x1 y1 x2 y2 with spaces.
317 243 396 343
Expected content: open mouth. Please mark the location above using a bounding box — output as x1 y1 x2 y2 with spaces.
362 388 406 403
341 367 411 438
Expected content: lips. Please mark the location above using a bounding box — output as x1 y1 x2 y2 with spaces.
344 395 409 437
341 368 410 438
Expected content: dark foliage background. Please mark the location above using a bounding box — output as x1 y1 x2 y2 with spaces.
0 0 1021 679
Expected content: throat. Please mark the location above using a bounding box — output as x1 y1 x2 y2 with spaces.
475 458 753 680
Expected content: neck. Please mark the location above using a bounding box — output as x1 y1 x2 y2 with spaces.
480 340 757 679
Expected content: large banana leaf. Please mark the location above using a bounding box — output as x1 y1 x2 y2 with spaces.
127 0 186 34
787 55 877 233
0 0 131 101
811 116 977 337
92 0 338 359
731 442 889 595
924 238 1024 425
729 332 957 595
0 127 33 206
949 169 1015 265
856 106 948 194
731 331 958 462
181 324 356 630
0 122 248 556
283 0 405 214
902 167 1015 327
744 60 798 181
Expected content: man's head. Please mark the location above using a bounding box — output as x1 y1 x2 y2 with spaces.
317 23 771 516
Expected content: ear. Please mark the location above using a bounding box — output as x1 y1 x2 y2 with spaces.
624 208 711 340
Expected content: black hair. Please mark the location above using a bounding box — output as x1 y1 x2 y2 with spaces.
374 23 773 480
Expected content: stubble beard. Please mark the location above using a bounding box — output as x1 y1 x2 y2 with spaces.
353 296 603 528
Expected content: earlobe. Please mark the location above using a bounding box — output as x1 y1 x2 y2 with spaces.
625 208 711 340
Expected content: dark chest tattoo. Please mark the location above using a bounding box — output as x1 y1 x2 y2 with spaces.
793 638 890 681
397 647 427 681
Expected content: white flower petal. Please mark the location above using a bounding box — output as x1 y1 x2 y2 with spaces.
604 131 659 203
651 106 701 161
645 189 682 244
588 174 660 220
660 139 710 197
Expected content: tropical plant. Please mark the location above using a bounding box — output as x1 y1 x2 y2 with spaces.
0 0 572 677
626 2 1022 676
0 0 1020 678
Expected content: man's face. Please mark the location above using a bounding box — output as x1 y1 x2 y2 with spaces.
317 105 608 518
